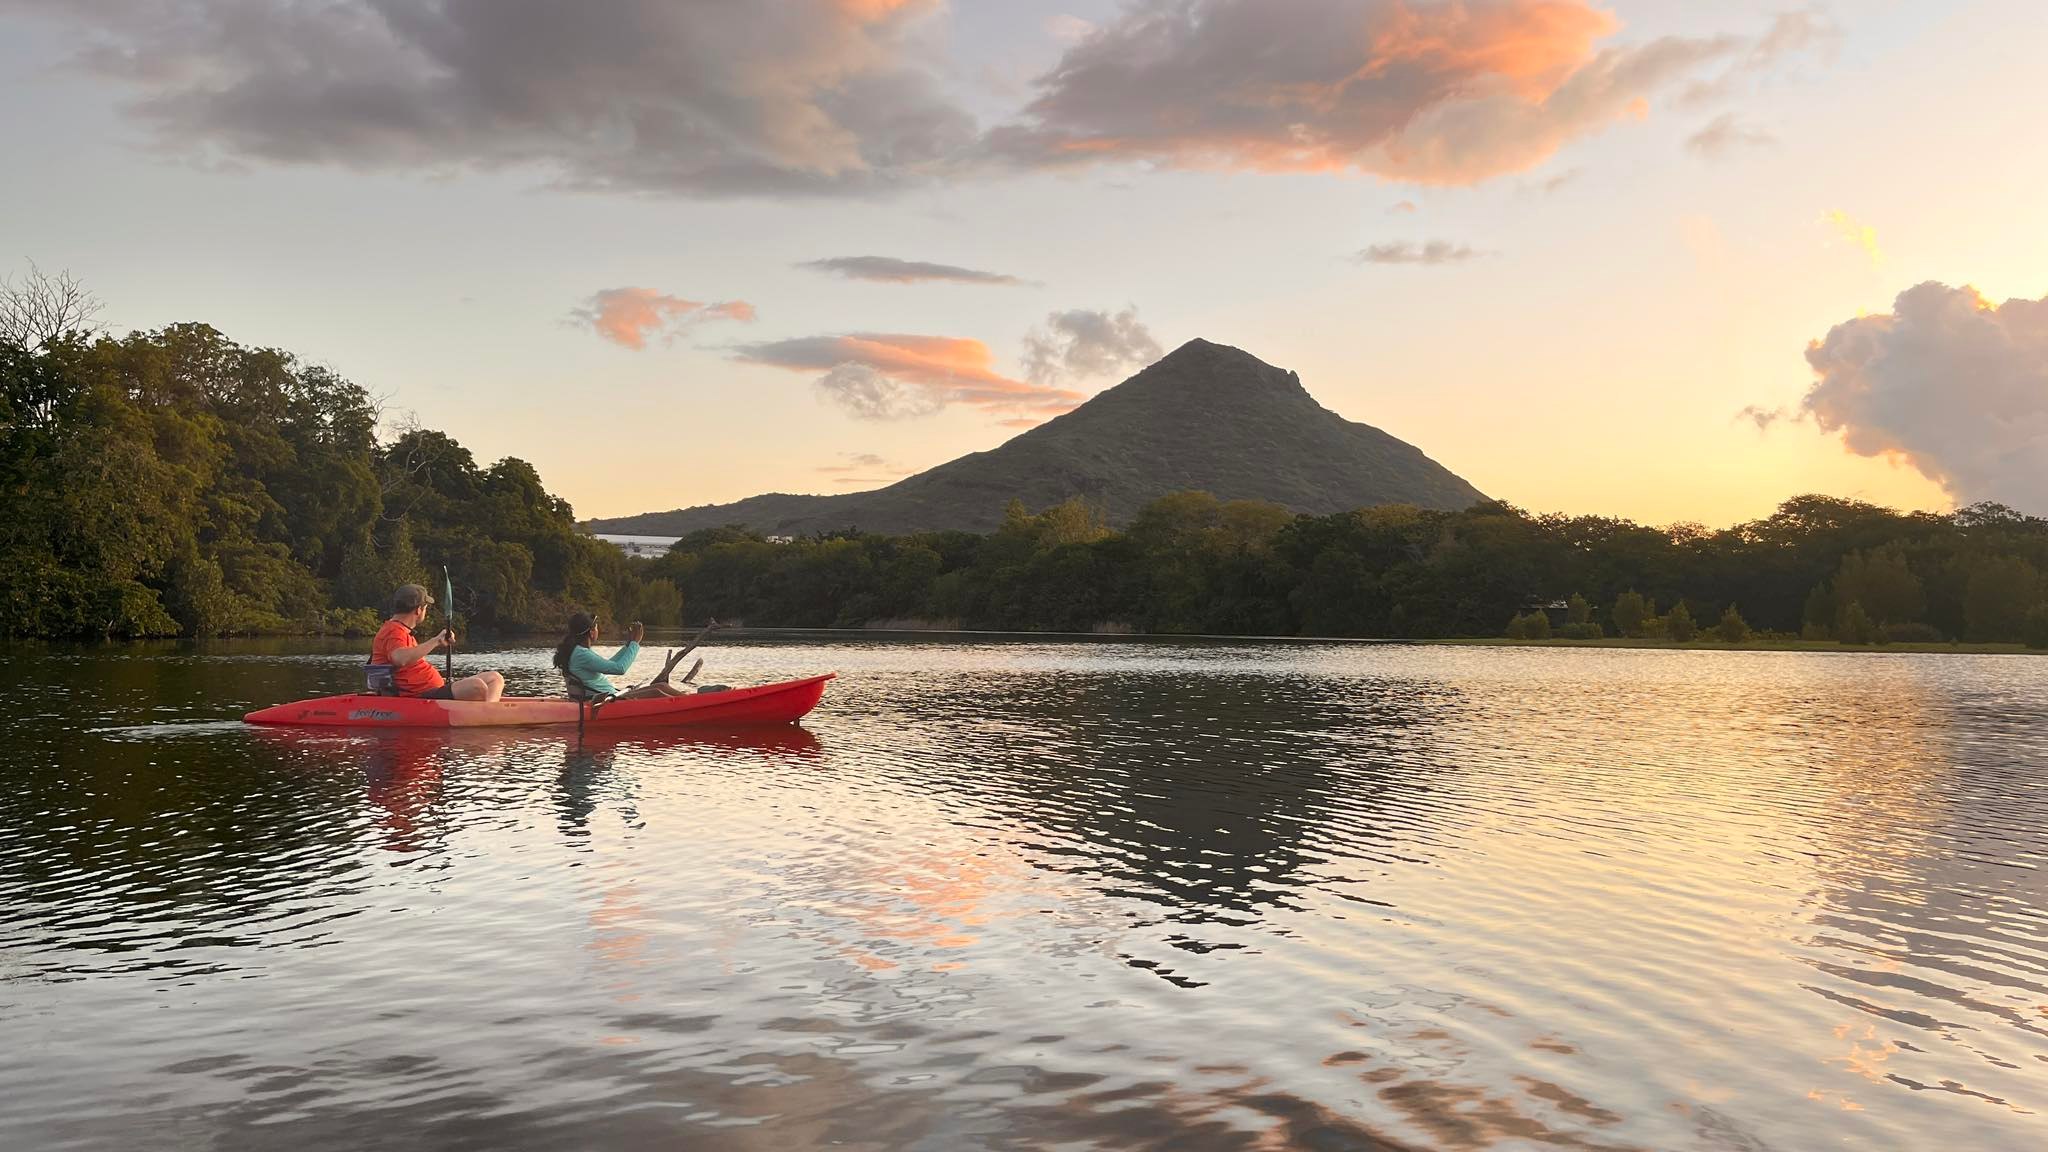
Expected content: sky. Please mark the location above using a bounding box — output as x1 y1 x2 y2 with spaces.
1 0 2043 525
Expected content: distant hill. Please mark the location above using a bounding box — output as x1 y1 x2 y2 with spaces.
590 339 1485 537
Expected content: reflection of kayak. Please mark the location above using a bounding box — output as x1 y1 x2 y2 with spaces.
245 674 834 729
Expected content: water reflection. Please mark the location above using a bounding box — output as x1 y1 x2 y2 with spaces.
3 641 2047 1150
902 670 1460 937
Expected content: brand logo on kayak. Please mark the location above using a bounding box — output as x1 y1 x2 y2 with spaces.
347 708 403 722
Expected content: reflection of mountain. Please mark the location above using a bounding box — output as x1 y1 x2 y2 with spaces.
905 667 1460 938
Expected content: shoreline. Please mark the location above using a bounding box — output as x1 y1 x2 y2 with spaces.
12 627 2045 656
1432 637 2046 655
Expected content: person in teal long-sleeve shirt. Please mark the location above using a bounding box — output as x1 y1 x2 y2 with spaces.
551 612 697 701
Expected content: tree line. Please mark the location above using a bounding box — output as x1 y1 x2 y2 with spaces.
2 311 673 639
5 300 2046 647
642 493 2048 647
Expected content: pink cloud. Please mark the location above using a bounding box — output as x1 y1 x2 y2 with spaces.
572 288 756 350
738 333 1084 421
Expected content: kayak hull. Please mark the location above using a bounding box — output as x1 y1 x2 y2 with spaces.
244 674 834 729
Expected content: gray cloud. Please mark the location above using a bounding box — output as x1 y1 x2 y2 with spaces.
798 256 1023 285
5 0 975 196
815 451 906 484
1680 8 1843 108
1687 113 1776 158
813 362 945 420
986 0 1790 186
1736 404 1791 432
1800 282 2048 511
819 452 894 472
8 1 1836 198
1021 308 1162 387
1355 241 1486 266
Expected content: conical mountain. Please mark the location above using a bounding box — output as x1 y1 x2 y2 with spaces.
591 340 1484 537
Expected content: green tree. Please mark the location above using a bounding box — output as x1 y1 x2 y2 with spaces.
1667 601 1697 642
1835 601 1878 645
1800 583 1836 640
2024 604 2048 650
1566 593 1592 625
1613 590 1650 638
1834 543 1925 625
1962 555 2044 642
1522 611 1551 640
1715 604 1751 643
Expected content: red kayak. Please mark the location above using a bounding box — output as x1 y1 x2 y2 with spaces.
245 674 834 729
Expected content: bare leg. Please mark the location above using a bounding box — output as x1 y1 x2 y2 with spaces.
452 671 505 702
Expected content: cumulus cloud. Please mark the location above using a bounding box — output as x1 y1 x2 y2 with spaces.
1355 241 1486 266
7 0 974 196
1021 308 1162 387
798 256 1023 285
986 0 1801 186
738 332 1084 421
1687 113 1775 158
571 288 755 350
1799 282 2048 511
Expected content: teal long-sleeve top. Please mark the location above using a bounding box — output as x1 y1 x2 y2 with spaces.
566 640 640 697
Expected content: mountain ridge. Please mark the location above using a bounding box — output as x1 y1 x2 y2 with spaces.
590 339 1485 537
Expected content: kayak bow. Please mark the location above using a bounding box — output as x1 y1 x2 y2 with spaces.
245 674 834 729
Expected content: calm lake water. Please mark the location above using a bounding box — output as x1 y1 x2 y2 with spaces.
3 637 2045 1151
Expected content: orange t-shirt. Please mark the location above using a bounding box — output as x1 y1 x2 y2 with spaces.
372 619 446 695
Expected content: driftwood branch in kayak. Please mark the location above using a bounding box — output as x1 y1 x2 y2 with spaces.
655 620 721 684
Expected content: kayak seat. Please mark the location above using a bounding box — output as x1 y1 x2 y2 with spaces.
364 662 400 697
562 672 613 705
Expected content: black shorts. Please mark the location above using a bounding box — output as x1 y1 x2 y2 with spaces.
408 684 457 701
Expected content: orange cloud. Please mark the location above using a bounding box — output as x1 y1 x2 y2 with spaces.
572 288 755 350
834 0 922 20
992 0 1773 186
738 333 1084 421
1367 0 1616 100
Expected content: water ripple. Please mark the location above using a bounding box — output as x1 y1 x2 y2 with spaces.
2 640 2046 1149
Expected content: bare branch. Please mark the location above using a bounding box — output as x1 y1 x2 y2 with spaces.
0 262 105 350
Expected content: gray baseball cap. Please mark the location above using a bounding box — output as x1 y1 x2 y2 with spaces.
392 583 435 613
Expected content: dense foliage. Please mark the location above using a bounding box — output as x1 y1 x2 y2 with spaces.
1 325 674 638
643 493 2048 647
6 319 2046 647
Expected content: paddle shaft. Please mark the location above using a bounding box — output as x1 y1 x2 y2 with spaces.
441 566 454 681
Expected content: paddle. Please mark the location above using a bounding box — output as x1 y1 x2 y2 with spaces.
441 566 455 682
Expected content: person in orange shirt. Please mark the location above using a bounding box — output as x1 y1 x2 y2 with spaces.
370 583 506 702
